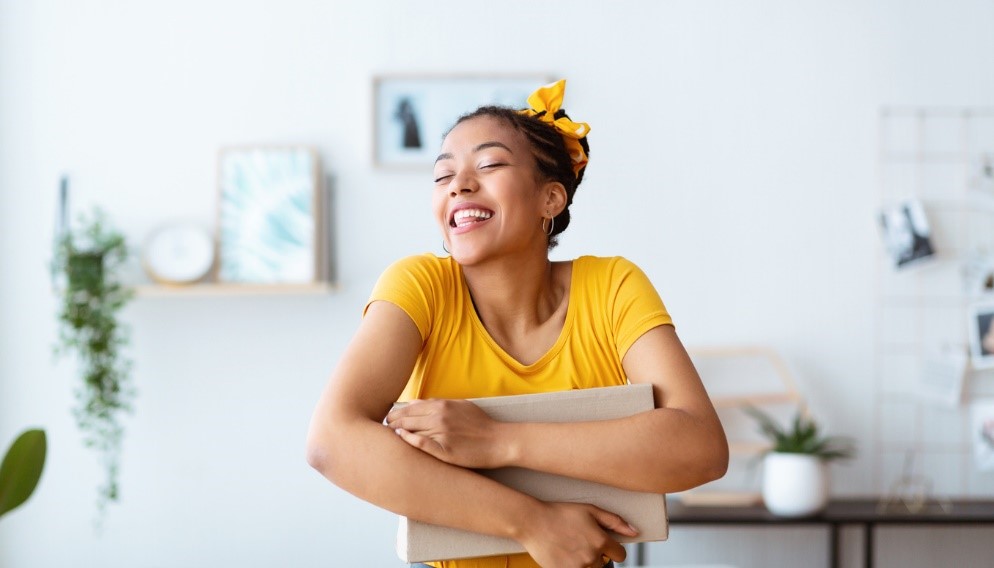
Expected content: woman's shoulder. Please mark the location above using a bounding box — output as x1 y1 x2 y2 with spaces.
380 253 459 278
572 255 658 297
374 253 461 295
573 255 646 276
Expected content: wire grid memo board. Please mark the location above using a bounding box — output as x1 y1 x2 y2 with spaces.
678 346 804 506
874 107 994 498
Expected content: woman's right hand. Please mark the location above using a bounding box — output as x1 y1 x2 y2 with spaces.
515 501 639 568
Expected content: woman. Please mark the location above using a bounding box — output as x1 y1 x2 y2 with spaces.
307 80 728 568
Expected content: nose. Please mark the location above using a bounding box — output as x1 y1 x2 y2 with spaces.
449 170 478 197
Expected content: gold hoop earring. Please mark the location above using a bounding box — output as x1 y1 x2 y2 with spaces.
543 216 555 236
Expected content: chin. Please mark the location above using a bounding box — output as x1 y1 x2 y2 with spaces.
450 251 481 266
448 245 491 266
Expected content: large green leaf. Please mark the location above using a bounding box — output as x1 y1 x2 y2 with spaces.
0 429 47 519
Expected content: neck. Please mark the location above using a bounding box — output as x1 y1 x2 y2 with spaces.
461 250 563 336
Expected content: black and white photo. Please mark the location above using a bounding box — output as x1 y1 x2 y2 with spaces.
373 75 548 168
878 198 936 269
968 302 994 370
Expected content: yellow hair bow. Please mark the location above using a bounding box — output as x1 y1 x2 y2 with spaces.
518 79 590 177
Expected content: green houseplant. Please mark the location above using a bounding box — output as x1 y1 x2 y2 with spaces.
0 429 47 521
744 406 856 460
53 209 135 517
744 406 855 517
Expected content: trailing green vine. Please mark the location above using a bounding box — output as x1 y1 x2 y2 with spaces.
52 209 135 519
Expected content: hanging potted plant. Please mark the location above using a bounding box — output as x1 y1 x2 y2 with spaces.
52 209 135 518
744 406 855 517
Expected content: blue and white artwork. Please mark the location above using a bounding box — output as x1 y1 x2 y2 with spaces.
218 147 318 283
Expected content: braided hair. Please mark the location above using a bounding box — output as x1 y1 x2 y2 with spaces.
450 106 589 249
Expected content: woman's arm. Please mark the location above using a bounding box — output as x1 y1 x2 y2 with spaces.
388 325 728 493
307 301 637 566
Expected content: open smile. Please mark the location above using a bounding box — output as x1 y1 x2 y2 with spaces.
449 208 494 229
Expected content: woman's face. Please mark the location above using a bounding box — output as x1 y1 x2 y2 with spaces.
432 116 555 265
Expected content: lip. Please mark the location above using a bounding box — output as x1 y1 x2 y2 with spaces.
447 201 495 234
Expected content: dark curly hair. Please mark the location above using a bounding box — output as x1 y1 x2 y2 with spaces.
449 105 589 249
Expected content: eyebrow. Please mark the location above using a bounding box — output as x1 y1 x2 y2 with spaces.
434 141 514 164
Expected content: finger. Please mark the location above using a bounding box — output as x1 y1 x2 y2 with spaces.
388 401 445 426
385 399 432 422
394 427 426 448
394 428 444 457
601 538 627 563
587 507 631 563
590 507 639 538
386 414 437 433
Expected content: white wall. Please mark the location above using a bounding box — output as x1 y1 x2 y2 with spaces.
1 1 992 567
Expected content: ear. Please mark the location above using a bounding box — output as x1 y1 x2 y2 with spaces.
541 181 568 217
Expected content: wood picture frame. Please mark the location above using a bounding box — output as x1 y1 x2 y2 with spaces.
372 74 551 169
216 146 327 284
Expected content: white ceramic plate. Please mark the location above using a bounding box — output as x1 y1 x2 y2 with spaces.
142 224 215 284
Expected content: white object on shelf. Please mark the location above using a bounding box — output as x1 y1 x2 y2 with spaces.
142 223 215 285
761 453 828 517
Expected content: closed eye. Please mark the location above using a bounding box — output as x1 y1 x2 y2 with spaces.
434 174 453 183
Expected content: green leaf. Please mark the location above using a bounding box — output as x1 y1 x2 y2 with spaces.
0 429 47 519
744 406 857 460
743 406 785 439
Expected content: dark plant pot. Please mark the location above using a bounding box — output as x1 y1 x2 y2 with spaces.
67 251 105 292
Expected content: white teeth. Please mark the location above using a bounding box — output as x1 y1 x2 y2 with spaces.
453 209 493 226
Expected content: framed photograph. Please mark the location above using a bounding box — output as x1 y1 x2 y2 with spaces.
373 74 549 168
878 198 936 269
217 146 323 284
968 301 994 369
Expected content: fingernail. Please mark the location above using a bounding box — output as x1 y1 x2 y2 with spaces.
627 522 639 533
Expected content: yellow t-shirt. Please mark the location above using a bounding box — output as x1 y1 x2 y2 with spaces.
365 254 673 568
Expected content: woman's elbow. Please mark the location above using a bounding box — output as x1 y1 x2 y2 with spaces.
667 450 728 493
306 421 343 479
669 430 729 492
305 438 330 472
702 442 729 484
306 414 374 483
699 426 730 484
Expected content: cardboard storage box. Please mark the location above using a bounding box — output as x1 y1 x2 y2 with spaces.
396 383 669 563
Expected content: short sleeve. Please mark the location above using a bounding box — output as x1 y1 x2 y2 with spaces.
363 255 442 342
608 257 673 359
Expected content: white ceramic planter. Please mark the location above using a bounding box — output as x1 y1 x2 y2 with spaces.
762 452 829 517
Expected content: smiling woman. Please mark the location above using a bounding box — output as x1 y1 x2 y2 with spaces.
307 80 728 568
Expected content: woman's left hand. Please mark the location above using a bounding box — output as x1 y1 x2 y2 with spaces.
385 399 510 469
